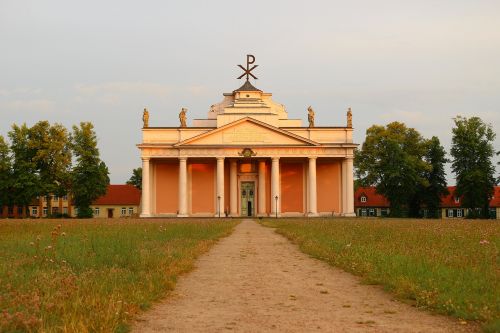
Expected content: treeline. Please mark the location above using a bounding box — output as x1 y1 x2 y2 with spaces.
355 116 498 218
0 121 109 218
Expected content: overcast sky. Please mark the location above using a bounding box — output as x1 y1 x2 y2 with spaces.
1 0 499 184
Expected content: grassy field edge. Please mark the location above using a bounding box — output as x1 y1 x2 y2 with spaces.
0 219 239 332
260 218 499 333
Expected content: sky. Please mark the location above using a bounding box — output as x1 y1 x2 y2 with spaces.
1 0 499 184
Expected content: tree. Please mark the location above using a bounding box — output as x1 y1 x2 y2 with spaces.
126 167 142 190
0 135 12 209
8 124 41 216
451 116 496 218
29 121 72 216
355 122 429 217
71 122 109 218
420 136 449 218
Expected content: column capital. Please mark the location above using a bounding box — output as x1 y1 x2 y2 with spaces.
272 156 280 161
308 156 317 160
216 156 225 161
179 156 188 161
141 157 150 161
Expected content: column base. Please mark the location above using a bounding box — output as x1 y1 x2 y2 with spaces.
257 213 268 217
140 213 151 218
307 212 319 217
177 214 189 217
342 213 357 217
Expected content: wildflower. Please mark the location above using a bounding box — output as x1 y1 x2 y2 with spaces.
61 232 66 236
46 245 52 250
29 242 35 246
346 243 352 248
479 240 489 245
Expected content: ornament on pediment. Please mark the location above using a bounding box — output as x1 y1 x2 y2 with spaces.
238 148 257 158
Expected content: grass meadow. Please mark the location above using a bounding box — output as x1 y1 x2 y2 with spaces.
261 218 499 332
0 218 238 332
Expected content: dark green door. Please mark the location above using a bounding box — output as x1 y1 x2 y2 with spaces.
241 182 255 217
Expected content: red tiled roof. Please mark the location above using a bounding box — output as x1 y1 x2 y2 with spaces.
440 186 461 208
92 185 141 205
354 187 390 207
442 186 500 208
491 186 500 207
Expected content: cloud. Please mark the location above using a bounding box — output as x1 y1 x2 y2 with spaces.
379 109 431 125
0 99 56 112
75 81 171 99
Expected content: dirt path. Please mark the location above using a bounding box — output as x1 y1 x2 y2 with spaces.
132 219 476 332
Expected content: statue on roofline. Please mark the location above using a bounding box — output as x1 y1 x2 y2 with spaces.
347 107 352 128
179 107 187 127
142 108 149 128
307 106 315 128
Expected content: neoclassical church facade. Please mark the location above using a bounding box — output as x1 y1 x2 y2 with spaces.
138 58 356 217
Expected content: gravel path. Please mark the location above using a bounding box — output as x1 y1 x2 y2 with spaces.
132 219 476 332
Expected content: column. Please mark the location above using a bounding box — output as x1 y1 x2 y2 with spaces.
345 157 355 216
178 157 188 217
258 160 266 216
229 160 238 216
308 157 318 217
341 159 348 215
140 157 151 217
271 157 280 217
216 157 225 217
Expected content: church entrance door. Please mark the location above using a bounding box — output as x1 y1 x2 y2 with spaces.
241 182 255 217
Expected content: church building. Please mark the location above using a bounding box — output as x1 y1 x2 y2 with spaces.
137 56 356 218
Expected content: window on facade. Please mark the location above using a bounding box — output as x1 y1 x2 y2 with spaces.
52 207 58 214
94 207 100 216
457 209 462 218
361 209 367 216
32 207 38 216
454 196 460 204
62 195 68 201
360 196 367 203
63 207 68 214
121 207 126 215
43 208 48 216
129 208 134 215
53 195 59 201
448 209 454 218
381 208 389 217
369 208 376 217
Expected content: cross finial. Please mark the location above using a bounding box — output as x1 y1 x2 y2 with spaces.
237 54 258 81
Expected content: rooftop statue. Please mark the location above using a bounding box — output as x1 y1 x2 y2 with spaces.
179 108 187 127
347 107 352 128
142 108 149 128
307 106 315 128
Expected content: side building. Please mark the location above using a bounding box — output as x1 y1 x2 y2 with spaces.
354 186 500 219
1 185 141 219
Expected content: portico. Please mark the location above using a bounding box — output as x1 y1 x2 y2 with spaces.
137 57 356 218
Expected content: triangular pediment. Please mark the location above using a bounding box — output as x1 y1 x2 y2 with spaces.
175 117 319 147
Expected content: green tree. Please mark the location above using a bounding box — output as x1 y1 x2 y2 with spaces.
8 124 41 216
29 121 72 216
126 167 142 190
420 136 449 218
0 135 12 209
355 122 429 217
451 116 496 218
71 122 110 218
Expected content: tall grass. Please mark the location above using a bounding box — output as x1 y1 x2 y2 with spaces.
0 218 238 332
261 218 499 332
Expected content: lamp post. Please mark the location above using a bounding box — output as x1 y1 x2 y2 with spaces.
275 195 278 219
217 195 221 218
